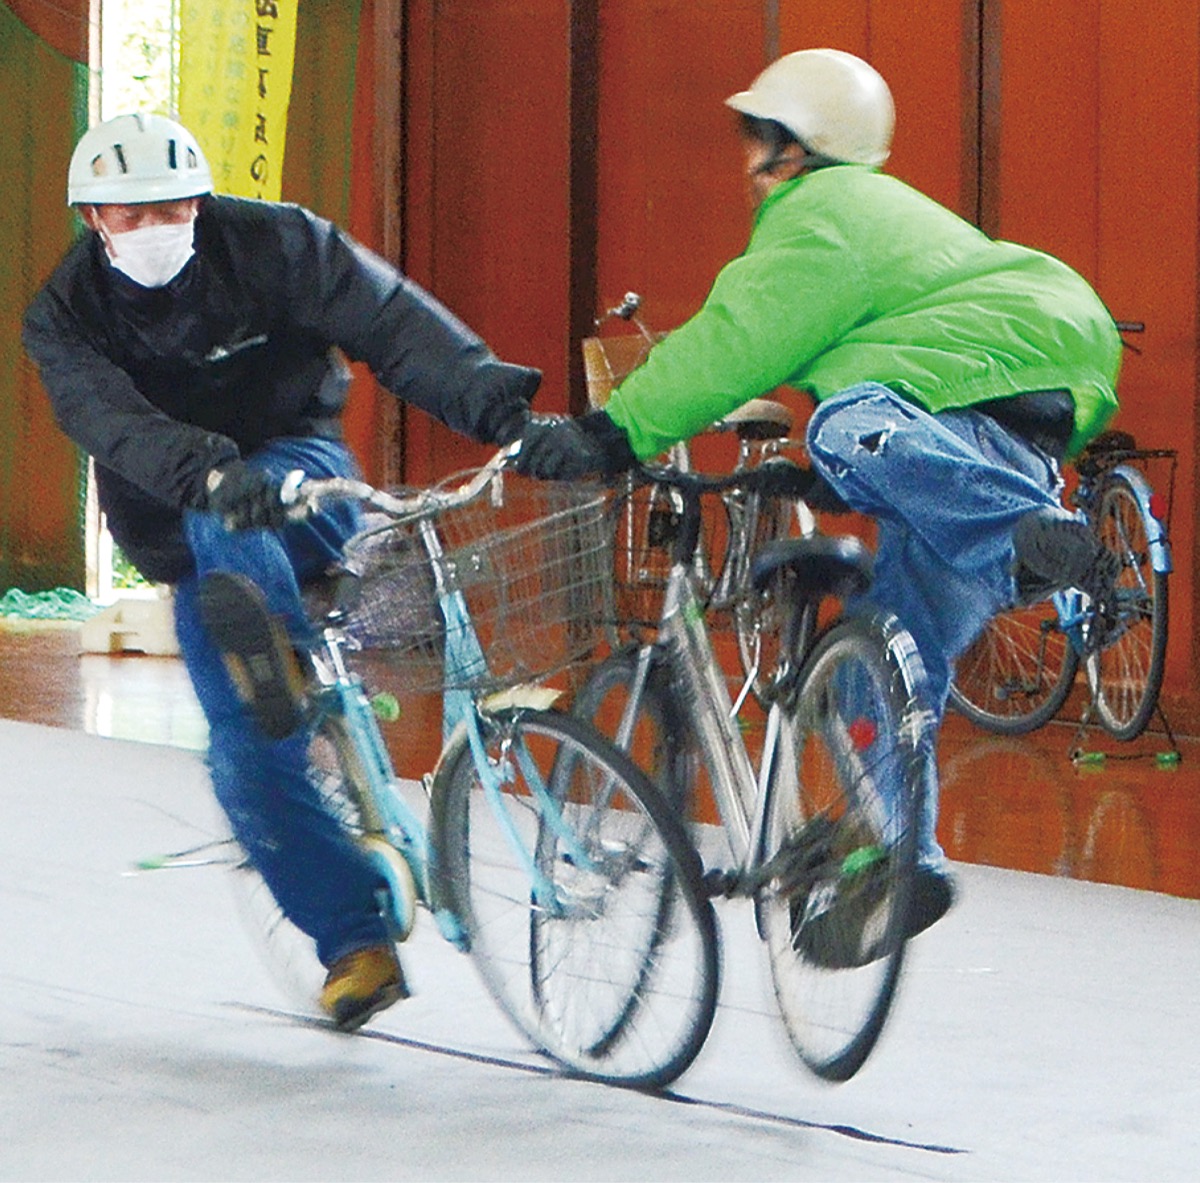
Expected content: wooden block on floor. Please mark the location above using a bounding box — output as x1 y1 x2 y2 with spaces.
80 596 179 656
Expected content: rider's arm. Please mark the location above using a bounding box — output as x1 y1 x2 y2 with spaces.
276 206 539 445
603 215 870 460
22 280 238 509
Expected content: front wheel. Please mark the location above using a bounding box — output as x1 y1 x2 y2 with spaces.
570 647 696 818
759 614 928 1082
1084 471 1169 740
428 707 719 1089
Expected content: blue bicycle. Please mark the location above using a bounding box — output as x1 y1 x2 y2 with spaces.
219 451 719 1088
948 429 1173 741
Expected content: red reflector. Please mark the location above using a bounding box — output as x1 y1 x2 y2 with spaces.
846 718 877 750
1149 493 1168 521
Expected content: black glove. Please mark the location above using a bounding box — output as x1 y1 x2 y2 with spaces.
513 411 638 481
477 365 543 445
204 461 291 530
492 406 531 447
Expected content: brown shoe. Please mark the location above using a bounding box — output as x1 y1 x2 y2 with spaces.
319 944 408 1032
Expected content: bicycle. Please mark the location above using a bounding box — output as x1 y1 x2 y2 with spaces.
573 458 935 1082
167 450 721 1090
948 427 1174 742
583 293 801 701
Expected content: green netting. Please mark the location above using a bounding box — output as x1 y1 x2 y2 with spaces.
0 586 98 620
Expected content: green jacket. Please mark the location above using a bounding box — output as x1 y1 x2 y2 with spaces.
605 166 1121 461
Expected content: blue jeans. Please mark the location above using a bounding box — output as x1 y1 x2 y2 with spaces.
806 384 1066 866
173 437 390 967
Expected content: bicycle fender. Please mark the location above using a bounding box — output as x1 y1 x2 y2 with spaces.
1112 463 1173 574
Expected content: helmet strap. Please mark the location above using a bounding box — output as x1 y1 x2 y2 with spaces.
752 147 832 180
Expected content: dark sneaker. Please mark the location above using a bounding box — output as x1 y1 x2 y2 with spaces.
791 856 956 966
1012 510 1120 610
791 843 891 969
905 866 956 940
319 943 409 1031
198 571 309 740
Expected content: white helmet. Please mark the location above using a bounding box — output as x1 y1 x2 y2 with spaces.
726 48 894 168
67 112 213 205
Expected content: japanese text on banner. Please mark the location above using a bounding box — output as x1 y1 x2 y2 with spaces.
178 0 297 199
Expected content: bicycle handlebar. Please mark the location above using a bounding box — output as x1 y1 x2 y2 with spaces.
635 455 815 500
281 443 518 521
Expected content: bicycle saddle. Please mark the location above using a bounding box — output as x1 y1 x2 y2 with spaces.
1075 429 1139 477
709 398 794 441
750 535 874 601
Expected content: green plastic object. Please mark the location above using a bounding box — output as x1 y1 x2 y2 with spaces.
371 691 402 723
1074 750 1107 766
841 844 886 877
0 586 98 621
1156 751 1182 768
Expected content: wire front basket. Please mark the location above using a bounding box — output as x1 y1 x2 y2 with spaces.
338 472 613 694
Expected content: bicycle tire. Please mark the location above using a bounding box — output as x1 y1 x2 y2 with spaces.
759 614 926 1083
428 707 719 1089
570 646 697 818
1084 471 1169 740
731 491 795 705
947 600 1079 734
225 719 387 1012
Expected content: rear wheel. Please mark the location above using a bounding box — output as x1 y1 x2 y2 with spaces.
226 718 402 1012
948 600 1079 734
1084 472 1169 740
429 707 719 1089
759 615 927 1082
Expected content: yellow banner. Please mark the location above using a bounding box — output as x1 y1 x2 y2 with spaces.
178 0 298 200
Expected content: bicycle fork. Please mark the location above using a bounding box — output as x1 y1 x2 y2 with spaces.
313 628 467 948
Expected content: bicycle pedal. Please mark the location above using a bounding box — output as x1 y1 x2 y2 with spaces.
362 837 418 942
702 867 740 897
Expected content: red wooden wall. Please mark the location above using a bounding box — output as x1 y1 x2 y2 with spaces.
388 0 1200 724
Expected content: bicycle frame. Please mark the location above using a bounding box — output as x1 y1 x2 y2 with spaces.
307 629 467 945
619 526 783 876
303 459 605 937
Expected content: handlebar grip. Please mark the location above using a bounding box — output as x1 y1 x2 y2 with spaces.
612 292 641 320
746 457 817 499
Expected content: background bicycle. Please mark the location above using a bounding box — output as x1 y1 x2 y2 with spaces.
574 458 934 1083
173 453 721 1090
948 426 1174 744
583 293 804 702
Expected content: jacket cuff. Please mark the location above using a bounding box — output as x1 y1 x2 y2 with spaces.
576 410 638 475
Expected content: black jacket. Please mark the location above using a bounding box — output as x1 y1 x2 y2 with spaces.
22 196 540 581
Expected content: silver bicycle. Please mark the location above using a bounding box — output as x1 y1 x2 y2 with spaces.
575 458 935 1082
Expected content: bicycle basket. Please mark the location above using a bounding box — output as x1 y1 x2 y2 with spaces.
338 473 613 693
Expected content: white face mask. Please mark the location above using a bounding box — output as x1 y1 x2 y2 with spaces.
100 217 197 288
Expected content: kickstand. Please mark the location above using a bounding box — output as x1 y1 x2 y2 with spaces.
1068 695 1182 769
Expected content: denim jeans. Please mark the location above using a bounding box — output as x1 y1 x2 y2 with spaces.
806 384 1066 866
173 437 390 967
